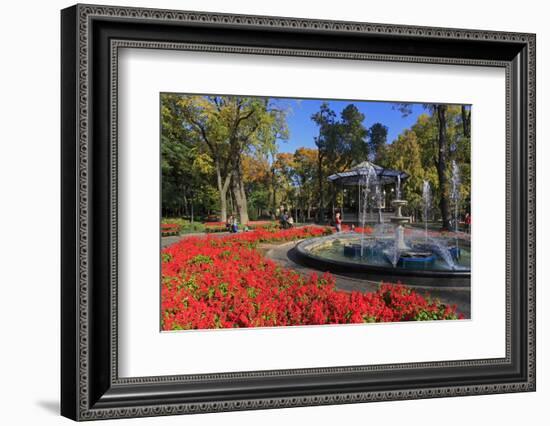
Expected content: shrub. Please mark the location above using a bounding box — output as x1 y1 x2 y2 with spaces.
161 218 205 234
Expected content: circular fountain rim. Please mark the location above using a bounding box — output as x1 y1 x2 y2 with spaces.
295 233 471 279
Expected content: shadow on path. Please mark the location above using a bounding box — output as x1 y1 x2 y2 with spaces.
265 240 471 318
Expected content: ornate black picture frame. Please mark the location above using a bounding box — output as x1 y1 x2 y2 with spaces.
61 3 536 421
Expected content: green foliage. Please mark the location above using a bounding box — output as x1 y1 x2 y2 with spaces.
368 122 388 162
247 187 271 220
383 130 425 213
161 217 205 234
161 94 288 222
312 103 369 172
384 105 471 222
161 94 218 217
189 255 213 265
161 94 470 227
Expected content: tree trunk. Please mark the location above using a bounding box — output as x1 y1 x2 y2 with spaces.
232 177 249 225
231 163 249 225
238 177 249 225
317 153 325 223
270 166 278 218
215 160 231 222
461 105 471 138
182 191 188 216
436 105 452 230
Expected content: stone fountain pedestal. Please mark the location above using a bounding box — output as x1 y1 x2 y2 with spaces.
390 199 411 250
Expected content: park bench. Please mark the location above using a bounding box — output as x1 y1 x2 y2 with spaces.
161 223 180 236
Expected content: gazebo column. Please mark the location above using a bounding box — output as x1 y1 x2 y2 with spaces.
357 185 360 225
341 183 344 221
326 161 409 229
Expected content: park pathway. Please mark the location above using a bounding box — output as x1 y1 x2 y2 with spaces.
263 240 471 319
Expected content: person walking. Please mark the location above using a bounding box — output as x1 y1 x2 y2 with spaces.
335 212 342 233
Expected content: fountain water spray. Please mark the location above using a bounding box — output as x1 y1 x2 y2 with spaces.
313 162 470 274
388 173 411 268
422 180 432 242
428 236 456 270
358 163 378 257
375 184 383 224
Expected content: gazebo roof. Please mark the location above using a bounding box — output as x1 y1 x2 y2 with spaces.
327 161 409 186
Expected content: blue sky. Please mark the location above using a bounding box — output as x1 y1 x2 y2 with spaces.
273 98 425 154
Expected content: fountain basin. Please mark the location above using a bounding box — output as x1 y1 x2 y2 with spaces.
390 251 436 269
294 233 470 281
343 243 385 258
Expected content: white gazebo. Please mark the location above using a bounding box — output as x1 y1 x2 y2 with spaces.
327 161 409 223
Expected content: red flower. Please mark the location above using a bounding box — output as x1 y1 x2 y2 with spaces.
160 227 463 330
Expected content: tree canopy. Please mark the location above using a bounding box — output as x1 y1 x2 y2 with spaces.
161 95 471 230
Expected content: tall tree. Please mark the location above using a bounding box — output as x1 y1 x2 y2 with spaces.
311 103 337 223
311 103 369 222
161 94 216 217
338 104 369 169
383 130 425 219
273 152 297 210
393 107 471 225
242 153 271 219
293 147 318 221
229 97 287 224
461 105 471 138
175 96 232 221
435 104 452 229
395 103 452 230
176 95 286 223
368 122 388 163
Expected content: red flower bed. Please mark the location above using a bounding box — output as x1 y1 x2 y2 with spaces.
339 224 373 234
226 225 332 247
161 227 462 330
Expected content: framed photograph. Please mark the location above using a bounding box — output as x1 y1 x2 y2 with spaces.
61 4 536 421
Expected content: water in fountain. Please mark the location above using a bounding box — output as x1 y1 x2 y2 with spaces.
375 183 383 224
299 161 470 274
428 236 456 270
422 180 432 241
388 239 401 268
450 160 461 255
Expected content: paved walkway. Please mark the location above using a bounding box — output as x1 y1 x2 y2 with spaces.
263 240 471 318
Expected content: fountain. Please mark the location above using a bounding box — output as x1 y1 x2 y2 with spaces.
296 161 470 282
358 163 378 256
389 174 410 251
